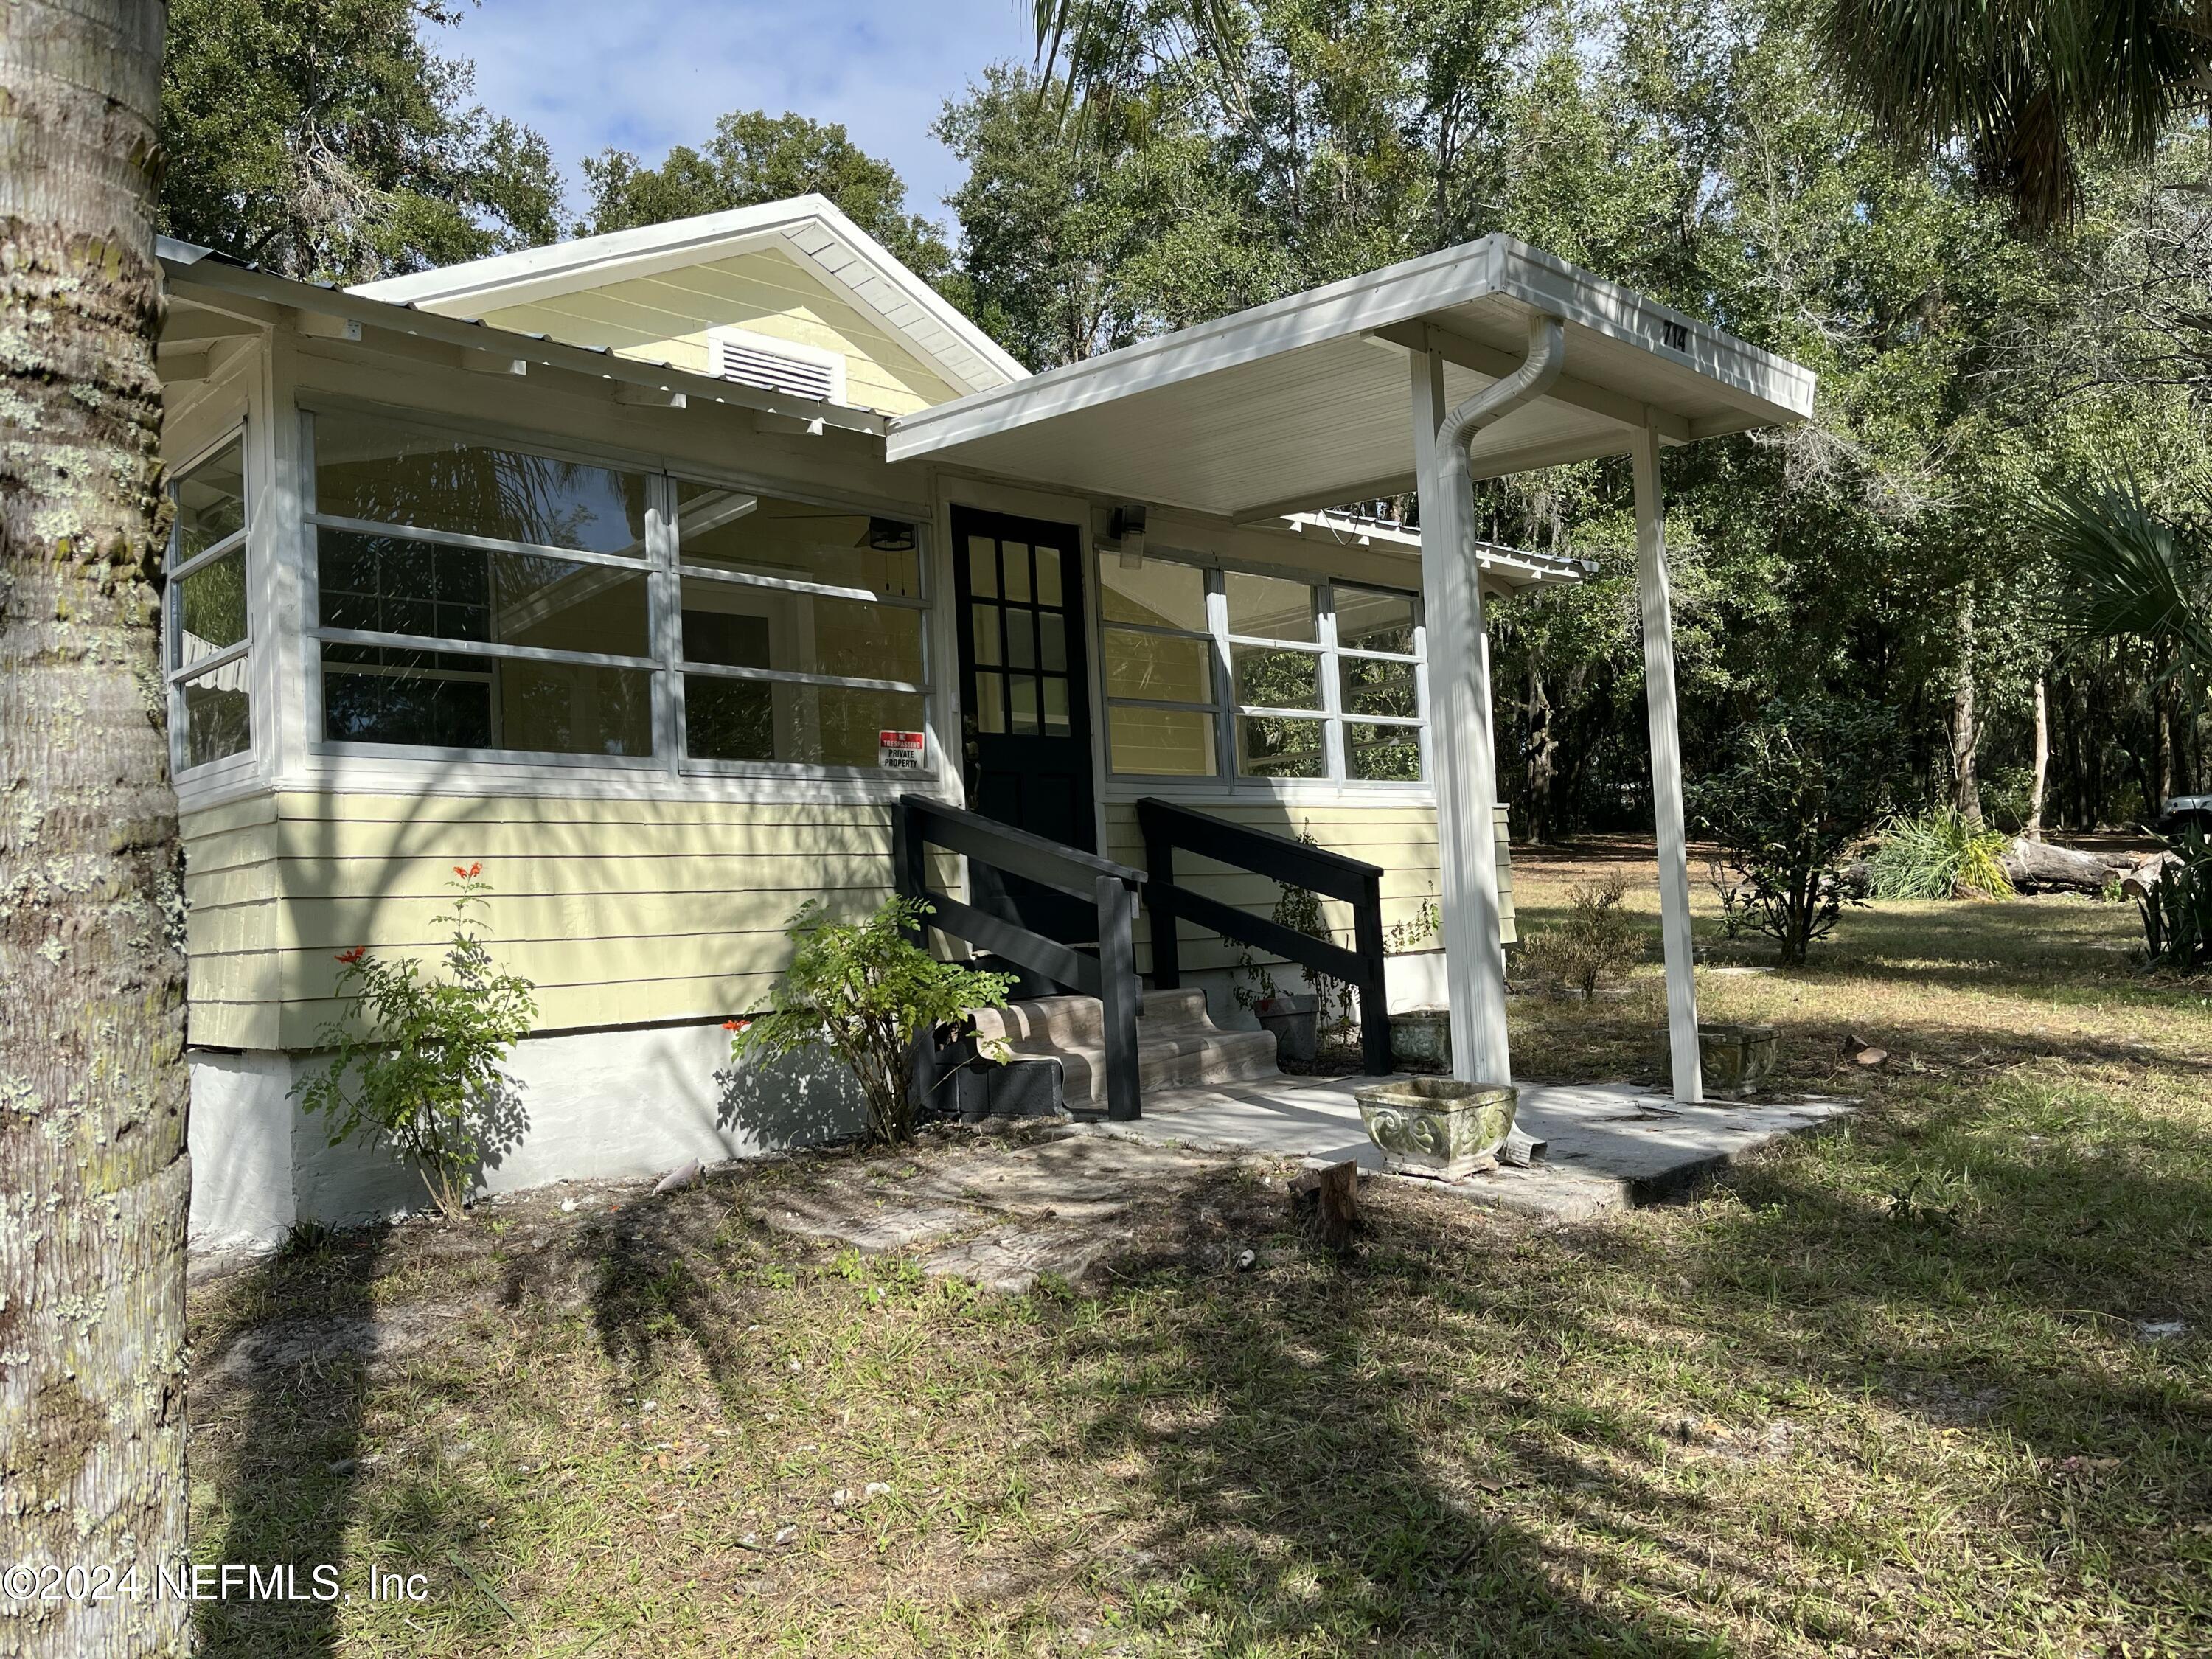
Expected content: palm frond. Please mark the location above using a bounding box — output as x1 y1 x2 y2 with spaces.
2031 473 2212 681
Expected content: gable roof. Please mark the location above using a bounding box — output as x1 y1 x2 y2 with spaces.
350 194 1027 398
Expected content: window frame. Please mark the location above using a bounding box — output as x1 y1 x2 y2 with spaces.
166 425 257 780
297 406 934 780
1100 552 1427 793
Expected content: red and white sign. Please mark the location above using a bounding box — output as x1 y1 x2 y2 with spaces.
878 729 926 770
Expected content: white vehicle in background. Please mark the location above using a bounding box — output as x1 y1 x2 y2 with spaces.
2157 794 2212 837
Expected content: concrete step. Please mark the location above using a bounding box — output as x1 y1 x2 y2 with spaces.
969 987 1280 1110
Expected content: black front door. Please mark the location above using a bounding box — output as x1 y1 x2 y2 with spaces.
952 507 1096 945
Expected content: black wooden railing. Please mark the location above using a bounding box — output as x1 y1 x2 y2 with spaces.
1136 796 1393 1076
892 795 1147 1121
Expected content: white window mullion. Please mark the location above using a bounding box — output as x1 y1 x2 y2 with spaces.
1318 582 1347 782
1205 568 1235 779
646 473 684 778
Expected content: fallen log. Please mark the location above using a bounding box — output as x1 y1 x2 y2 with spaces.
2002 837 2129 894
2122 851 2182 904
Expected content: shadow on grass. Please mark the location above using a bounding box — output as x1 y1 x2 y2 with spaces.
1017 1060 2209 1651
195 1225 387 1658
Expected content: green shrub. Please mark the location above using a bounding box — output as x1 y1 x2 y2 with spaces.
1689 698 1899 966
293 863 538 1220
730 897 1013 1145
1867 809 2014 900
2139 826 2212 972
1520 871 1644 996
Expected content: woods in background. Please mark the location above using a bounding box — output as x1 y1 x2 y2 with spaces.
160 0 2212 838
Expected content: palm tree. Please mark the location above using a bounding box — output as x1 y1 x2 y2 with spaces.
0 5 189 1656
2034 474 2212 683
1818 0 2212 229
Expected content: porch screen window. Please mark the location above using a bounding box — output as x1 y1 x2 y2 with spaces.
1101 558 1425 785
673 482 928 770
309 411 655 759
167 436 252 771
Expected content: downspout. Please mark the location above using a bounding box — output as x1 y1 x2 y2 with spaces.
1427 310 1565 1083
1437 311 1566 509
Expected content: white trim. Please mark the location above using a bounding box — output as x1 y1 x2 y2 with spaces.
347 195 1029 397
889 234 1812 467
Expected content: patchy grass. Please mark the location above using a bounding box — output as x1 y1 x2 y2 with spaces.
189 844 2212 1656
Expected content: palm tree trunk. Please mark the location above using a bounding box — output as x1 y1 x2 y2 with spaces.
0 5 188 1657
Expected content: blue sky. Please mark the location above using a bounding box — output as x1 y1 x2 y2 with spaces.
443 1 1043 229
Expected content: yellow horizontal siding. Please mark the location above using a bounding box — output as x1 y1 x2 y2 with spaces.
1107 800 1513 973
474 248 961 417
181 790 950 1048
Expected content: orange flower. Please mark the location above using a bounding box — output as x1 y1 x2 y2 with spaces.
335 946 368 965
723 1018 751 1033
453 860 483 879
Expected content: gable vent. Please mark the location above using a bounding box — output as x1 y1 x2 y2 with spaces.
709 327 846 404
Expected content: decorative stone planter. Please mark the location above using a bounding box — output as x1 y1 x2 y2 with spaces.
1253 994 1318 1062
1695 1023 1778 1094
1388 1007 1452 1070
1354 1076 1519 1180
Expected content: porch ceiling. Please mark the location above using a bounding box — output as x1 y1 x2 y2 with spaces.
886 236 1816 520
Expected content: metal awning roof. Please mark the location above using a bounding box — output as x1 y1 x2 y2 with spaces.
886 235 1816 521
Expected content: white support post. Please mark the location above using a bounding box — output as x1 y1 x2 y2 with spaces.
1410 349 1511 1084
1632 424 1703 1104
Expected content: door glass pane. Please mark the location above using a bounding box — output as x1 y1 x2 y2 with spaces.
1037 611 1066 672
675 483 919 596
1035 545 1062 606
1043 677 1070 736
679 577 922 684
1004 608 1036 670
316 411 647 554
175 439 246 559
1346 723 1422 782
1336 585 1416 654
176 546 248 667
1340 655 1418 719
1003 543 1032 602
1233 644 1321 709
1225 571 1317 641
1009 675 1039 734
181 673 251 768
1237 714 1326 778
322 643 653 756
973 673 1006 734
1104 629 1210 702
971 603 1001 667
966 535 998 598
686 677 925 768
319 529 648 657
1109 707 1217 776
1100 558 1206 630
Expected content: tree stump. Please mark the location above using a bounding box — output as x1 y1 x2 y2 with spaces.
1289 1161 1361 1254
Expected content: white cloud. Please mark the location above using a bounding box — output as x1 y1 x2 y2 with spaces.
442 0 1039 224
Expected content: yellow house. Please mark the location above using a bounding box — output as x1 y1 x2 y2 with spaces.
161 195 1807 1248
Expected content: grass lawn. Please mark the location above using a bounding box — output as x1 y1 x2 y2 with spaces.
187 841 2212 1656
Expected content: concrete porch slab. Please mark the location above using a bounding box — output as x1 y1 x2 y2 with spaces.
1079 1074 1856 1222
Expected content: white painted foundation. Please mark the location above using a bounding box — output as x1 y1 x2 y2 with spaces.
188 1021 866 1253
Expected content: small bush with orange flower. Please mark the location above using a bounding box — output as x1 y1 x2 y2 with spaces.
293 861 538 1219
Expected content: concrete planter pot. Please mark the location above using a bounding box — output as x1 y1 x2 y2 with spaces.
1355 1076 1519 1180
1388 1007 1452 1070
1695 1023 1778 1094
1253 994 1318 1062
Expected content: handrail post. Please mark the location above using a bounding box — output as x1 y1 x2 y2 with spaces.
1354 868 1392 1075
892 798 938 1116
891 797 928 946
1096 874 1142 1121
1141 804 1180 990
